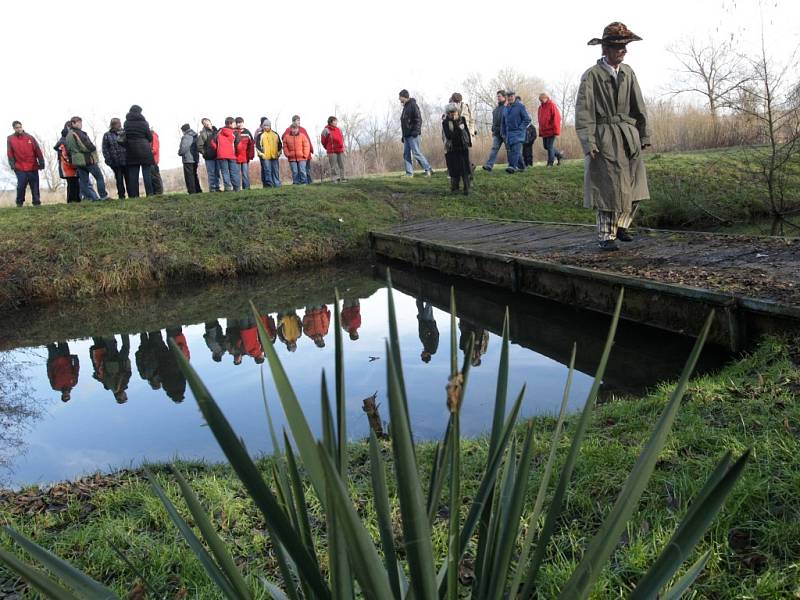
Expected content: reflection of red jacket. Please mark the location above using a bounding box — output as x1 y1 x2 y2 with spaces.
341 304 361 335
241 326 263 359
261 315 277 343
303 306 331 338
235 129 255 164
537 100 561 137
150 131 161 165
321 125 345 154
213 127 237 160
48 356 79 391
172 333 190 360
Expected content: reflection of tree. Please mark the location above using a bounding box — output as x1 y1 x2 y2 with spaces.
0 350 43 480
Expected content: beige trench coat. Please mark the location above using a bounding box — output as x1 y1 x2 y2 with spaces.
575 60 650 212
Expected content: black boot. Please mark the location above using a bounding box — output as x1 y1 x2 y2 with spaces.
450 177 459 193
617 227 634 242
463 175 470 196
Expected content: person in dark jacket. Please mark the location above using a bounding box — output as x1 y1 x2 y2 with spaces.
500 91 532 173
203 320 226 362
135 331 162 390
102 118 129 199
442 103 472 195
122 105 154 197
54 123 81 203
178 124 202 194
483 90 508 171
399 89 433 177
522 122 537 167
416 298 439 363
89 335 131 404
7 121 44 206
46 341 79 402
65 117 109 201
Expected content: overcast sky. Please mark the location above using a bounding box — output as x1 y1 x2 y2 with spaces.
3 0 799 170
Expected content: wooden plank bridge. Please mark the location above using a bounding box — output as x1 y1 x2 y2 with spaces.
370 219 800 351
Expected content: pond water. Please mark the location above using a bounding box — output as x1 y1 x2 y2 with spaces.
0 264 730 488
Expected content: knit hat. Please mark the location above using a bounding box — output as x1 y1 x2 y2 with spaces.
587 22 642 46
181 123 190 132
260 116 268 124
399 89 410 98
262 118 271 127
129 104 143 113
445 102 459 114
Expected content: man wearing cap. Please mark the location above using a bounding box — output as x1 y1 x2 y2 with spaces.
575 22 650 251
500 90 531 174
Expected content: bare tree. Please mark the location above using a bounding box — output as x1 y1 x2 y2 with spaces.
32 133 63 192
551 74 580 125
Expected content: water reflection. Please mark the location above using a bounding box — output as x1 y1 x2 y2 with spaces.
46 342 79 403
89 335 131 404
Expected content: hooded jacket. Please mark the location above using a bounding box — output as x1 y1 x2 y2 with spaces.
400 98 423 138
123 108 154 166
178 130 198 164
235 128 255 164
7 132 44 171
537 99 562 138
282 129 311 161
213 126 237 160
65 128 98 167
102 129 127 167
256 129 282 160
501 99 532 145
320 124 345 154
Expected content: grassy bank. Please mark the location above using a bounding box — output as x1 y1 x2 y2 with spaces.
1 336 798 598
1 148 795 312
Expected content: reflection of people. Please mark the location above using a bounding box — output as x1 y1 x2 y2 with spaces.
458 320 490 367
203 320 227 362
135 332 162 389
240 317 265 364
277 310 303 352
416 299 439 363
225 319 244 365
46 342 79 402
89 335 131 404
341 299 361 341
162 328 189 403
303 305 331 348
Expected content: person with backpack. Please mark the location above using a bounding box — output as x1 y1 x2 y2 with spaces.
282 123 311 184
102 118 128 199
256 118 282 187
213 117 240 191
178 123 202 194
65 116 109 201
122 105 155 197
320 116 346 182
234 117 254 190
197 118 221 192
54 122 80 203
522 122 537 167
7 120 45 206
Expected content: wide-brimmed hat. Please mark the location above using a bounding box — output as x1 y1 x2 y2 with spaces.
587 22 642 46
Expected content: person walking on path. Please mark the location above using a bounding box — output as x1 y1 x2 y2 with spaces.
282 123 311 184
442 103 472 195
320 116 346 182
522 122 537 167
483 90 507 171
102 118 129 199
399 89 433 177
122 105 155 197
213 117 240 191
197 118 221 192
234 117 254 190
7 121 44 206
500 91 531 173
150 129 163 195
256 118 282 187
55 123 80 202
575 21 650 251
66 117 109 201
178 124 202 194
538 93 564 166
46 341 79 402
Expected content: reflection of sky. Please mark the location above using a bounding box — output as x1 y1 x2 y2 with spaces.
4 287 593 488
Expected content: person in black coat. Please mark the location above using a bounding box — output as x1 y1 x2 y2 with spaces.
442 103 472 195
522 123 537 167
122 104 154 197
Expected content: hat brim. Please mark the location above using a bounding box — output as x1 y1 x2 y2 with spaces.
587 33 643 46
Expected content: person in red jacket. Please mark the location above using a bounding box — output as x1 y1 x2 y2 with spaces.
7 121 44 206
234 117 255 190
47 342 79 402
284 115 314 183
340 299 361 340
321 116 347 182
150 129 164 194
302 305 331 348
213 117 241 192
537 93 564 167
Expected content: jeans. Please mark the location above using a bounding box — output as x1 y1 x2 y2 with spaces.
484 135 505 169
15 170 40 205
183 163 202 194
522 143 534 166
260 158 281 187
218 159 240 191
542 136 562 165
238 162 250 189
204 158 221 191
402 135 431 175
78 164 108 200
507 142 525 171
290 160 307 184
111 165 128 199
125 164 153 198
327 153 345 180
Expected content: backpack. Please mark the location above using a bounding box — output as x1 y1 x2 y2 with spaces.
205 130 219 159
190 135 199 163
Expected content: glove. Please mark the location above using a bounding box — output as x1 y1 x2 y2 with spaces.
37 157 45 170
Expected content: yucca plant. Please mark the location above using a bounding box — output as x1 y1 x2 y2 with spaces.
0 276 749 599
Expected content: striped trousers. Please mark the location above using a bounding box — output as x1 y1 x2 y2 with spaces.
596 201 640 241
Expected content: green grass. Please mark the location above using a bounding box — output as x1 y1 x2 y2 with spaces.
1 147 796 311
1 335 798 598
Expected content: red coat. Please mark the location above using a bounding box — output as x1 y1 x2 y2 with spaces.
172 333 190 360
7 132 43 171
303 306 331 339
341 304 361 335
213 127 237 160
59 143 77 177
240 326 264 360
537 100 562 137
282 130 311 161
151 131 161 165
321 125 345 154
235 129 255 164
48 355 79 391
283 126 313 155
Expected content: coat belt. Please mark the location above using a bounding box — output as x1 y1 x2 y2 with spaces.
596 114 637 126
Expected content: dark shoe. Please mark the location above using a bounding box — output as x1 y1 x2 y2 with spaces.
505 167 517 174
557 154 563 166
616 227 634 242
482 165 492 172
598 240 619 252
425 170 433 177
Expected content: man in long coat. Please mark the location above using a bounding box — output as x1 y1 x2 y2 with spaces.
575 22 650 251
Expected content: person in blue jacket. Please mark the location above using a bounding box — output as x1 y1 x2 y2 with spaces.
500 90 532 173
